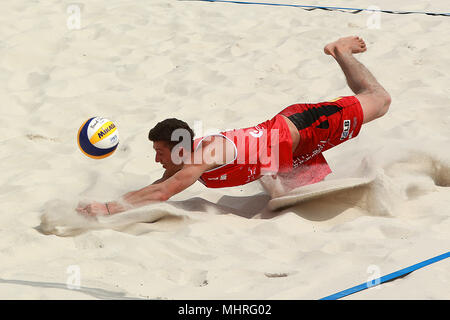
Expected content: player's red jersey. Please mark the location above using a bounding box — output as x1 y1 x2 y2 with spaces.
193 114 292 188
195 96 364 189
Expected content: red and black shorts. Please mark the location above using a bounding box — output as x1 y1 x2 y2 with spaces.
278 96 364 158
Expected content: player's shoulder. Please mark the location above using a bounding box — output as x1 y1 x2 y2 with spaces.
196 134 229 149
191 134 234 168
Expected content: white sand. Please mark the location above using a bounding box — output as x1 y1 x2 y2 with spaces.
0 0 449 299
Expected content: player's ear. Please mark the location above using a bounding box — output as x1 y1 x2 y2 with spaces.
180 146 193 162
174 146 191 164
170 145 183 165
178 146 184 158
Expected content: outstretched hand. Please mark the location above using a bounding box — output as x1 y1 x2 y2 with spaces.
76 201 109 217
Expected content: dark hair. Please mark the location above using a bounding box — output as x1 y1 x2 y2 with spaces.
148 118 194 151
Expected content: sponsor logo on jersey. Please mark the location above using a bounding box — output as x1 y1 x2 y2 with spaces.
292 140 328 168
340 120 351 140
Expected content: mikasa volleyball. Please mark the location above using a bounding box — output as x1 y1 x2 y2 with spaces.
77 117 119 159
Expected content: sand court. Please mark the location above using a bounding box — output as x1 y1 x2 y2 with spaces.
0 0 449 299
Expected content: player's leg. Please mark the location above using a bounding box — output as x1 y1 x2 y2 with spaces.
324 36 391 124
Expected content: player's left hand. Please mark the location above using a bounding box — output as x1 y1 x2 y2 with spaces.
76 201 109 217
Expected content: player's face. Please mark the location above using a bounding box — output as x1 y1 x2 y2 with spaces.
153 141 174 170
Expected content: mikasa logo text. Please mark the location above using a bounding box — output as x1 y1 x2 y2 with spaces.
98 123 116 139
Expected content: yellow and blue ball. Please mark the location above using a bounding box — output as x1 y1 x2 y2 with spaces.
77 117 119 159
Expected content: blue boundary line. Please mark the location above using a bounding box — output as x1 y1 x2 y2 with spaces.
183 0 450 17
320 251 450 300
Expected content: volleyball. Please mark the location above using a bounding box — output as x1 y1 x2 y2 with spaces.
77 117 119 159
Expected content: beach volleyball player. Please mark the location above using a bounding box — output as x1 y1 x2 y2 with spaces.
77 36 391 217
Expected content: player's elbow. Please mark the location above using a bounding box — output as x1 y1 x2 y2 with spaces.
142 185 171 202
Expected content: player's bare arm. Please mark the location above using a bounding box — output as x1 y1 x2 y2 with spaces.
77 136 230 216
104 163 211 215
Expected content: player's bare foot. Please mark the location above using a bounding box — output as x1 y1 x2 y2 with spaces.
324 36 367 58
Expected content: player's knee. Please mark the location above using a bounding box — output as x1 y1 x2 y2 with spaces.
370 88 390 118
358 88 391 124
